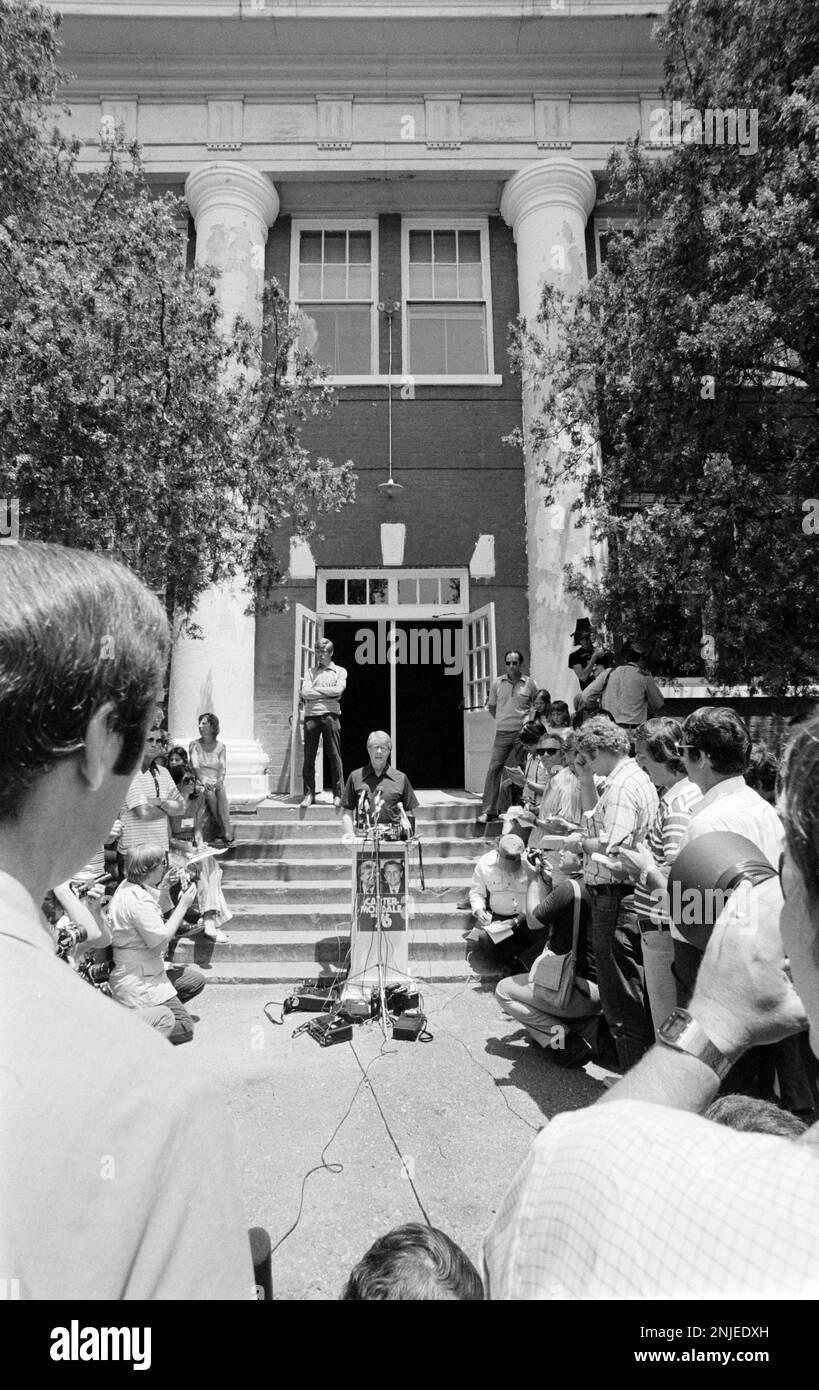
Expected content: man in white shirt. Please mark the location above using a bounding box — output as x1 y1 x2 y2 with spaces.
300 636 348 810
482 717 819 1300
0 542 254 1299
673 705 784 1005
467 833 537 961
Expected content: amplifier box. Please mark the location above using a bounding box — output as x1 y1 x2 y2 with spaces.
307 1015 353 1047
340 997 373 1020
391 1011 427 1042
284 988 337 1014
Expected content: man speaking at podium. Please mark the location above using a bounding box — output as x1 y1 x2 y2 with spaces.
340 731 419 840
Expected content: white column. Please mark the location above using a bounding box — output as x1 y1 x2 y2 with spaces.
501 157 598 704
168 162 280 809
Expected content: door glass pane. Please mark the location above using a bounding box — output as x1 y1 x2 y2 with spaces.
347 578 366 604
397 578 418 604
368 577 388 604
442 577 461 604
418 577 438 604
325 578 345 604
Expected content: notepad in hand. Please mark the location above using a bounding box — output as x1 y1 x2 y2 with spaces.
482 917 516 944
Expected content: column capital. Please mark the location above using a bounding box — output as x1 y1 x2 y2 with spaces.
185 162 279 231
500 157 597 236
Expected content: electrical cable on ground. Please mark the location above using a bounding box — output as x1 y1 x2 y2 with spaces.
349 1036 432 1227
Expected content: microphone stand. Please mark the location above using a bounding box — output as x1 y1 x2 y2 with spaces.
371 792 390 1039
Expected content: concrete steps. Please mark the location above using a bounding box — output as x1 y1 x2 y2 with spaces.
186 795 499 983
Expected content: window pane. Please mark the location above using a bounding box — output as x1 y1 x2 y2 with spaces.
459 231 481 263
323 264 346 300
348 231 371 263
299 305 371 374
397 579 417 604
409 230 432 263
446 305 487 373
409 264 433 297
299 265 321 297
443 577 461 604
408 306 446 374
434 231 457 263
325 578 345 604
458 263 483 298
418 577 438 604
433 263 458 298
300 232 322 263
324 232 346 263
348 265 371 299
368 578 388 604
347 578 366 604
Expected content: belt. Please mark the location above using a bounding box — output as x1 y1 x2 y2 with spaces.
588 883 631 896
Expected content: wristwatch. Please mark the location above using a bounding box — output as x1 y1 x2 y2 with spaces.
656 1007 732 1080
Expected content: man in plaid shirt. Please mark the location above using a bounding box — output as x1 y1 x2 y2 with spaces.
565 716 658 1072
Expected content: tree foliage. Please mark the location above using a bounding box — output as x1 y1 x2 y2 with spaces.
0 0 355 627
514 0 819 694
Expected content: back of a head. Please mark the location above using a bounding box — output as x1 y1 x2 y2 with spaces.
0 542 170 821
682 705 751 776
341 1224 484 1301
705 1094 808 1139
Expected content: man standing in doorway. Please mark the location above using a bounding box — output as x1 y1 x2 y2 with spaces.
477 651 538 825
300 637 347 811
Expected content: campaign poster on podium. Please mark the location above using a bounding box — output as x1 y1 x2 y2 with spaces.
346 844 411 992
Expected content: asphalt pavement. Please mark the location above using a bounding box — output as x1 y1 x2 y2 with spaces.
182 980 612 1300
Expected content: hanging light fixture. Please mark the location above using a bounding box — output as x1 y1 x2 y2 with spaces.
377 300 404 496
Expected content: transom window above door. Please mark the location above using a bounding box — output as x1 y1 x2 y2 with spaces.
402 220 494 377
290 220 378 376
318 568 468 617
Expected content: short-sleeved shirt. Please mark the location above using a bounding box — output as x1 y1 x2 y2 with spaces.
342 763 419 825
109 879 176 1007
530 877 595 980
482 1100 819 1299
119 765 179 853
487 674 538 733
599 663 664 726
581 758 658 885
633 777 702 926
0 868 254 1299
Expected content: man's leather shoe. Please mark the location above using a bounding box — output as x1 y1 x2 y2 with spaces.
476 812 490 825
333 795 342 811
300 794 314 809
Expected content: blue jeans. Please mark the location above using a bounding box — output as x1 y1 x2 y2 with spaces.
589 885 653 1073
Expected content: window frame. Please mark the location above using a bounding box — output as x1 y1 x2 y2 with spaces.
289 216 380 378
317 567 470 619
400 217 496 381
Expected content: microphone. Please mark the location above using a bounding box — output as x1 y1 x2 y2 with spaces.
357 787 371 830
398 804 413 839
373 790 384 824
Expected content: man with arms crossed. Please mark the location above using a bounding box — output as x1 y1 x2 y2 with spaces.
0 542 254 1299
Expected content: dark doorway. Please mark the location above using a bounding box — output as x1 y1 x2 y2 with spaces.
322 619 465 789
395 621 464 788
323 622 389 783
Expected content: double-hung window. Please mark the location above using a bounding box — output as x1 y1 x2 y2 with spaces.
402 220 493 377
291 220 378 376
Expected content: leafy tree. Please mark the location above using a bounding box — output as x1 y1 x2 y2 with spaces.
0 0 355 627
513 0 819 695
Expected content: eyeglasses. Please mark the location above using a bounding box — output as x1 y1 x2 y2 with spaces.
146 736 165 745
540 747 563 755
675 743 702 759
505 660 520 666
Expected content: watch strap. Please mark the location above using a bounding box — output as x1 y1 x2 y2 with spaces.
658 1010 732 1080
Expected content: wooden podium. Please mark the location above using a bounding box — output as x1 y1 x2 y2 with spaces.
341 838 412 1007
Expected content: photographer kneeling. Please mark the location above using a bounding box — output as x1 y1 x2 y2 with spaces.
109 845 205 1044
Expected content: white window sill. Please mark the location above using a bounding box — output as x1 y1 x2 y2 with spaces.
288 374 503 388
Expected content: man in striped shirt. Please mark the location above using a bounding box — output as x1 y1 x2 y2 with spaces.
118 728 185 864
564 716 658 1072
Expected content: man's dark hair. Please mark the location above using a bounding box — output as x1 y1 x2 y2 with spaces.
705 1094 808 1139
341 1224 484 1301
745 746 780 803
781 716 819 907
682 706 751 776
635 717 686 777
0 543 169 821
504 649 524 664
